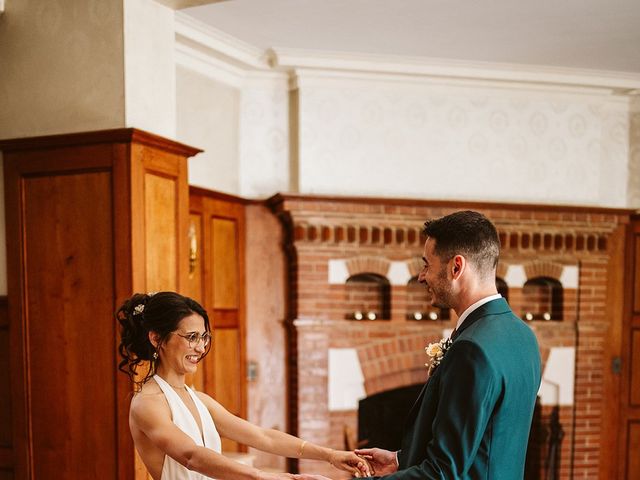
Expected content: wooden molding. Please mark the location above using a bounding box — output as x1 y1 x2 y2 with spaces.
267 193 635 217
0 128 203 157
189 186 253 205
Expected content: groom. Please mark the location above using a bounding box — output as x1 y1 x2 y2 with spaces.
356 210 541 479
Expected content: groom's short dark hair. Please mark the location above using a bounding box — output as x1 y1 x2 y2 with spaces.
422 210 500 278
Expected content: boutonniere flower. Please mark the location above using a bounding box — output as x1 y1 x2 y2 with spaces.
425 337 453 375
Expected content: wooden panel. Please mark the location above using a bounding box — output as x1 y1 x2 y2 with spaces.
0 328 10 449
635 236 640 313
0 446 11 469
631 329 640 406
214 328 241 453
145 173 177 292
190 187 247 454
628 422 640 480
186 214 203 303
0 298 10 450
211 218 238 309
212 309 238 329
23 172 116 478
214 329 241 413
0 471 13 480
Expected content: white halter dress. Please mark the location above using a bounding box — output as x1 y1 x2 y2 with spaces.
154 375 222 480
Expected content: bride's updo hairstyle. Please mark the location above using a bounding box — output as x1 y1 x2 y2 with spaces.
117 291 211 389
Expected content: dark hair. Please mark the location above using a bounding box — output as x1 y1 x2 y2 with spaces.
117 291 210 389
422 210 500 278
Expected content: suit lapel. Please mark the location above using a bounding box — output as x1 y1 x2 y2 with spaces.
402 298 511 430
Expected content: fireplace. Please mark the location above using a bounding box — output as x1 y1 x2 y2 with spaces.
269 194 627 479
357 383 424 451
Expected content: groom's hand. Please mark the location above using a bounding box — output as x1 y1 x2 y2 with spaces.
353 448 398 476
328 449 372 477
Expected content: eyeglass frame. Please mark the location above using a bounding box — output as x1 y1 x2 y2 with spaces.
172 331 212 349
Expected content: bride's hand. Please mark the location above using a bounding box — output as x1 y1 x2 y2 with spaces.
293 475 332 480
328 449 372 477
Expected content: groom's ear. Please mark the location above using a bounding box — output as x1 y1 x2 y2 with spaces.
451 255 465 279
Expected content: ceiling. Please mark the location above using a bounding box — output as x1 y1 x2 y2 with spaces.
182 0 640 74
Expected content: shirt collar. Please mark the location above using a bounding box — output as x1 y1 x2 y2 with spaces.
455 293 502 331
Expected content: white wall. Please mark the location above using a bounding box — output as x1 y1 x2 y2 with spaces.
124 0 176 138
238 81 291 197
0 0 125 139
295 76 631 207
171 18 638 207
176 66 241 192
628 97 640 206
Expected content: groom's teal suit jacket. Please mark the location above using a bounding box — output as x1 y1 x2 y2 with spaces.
382 298 541 480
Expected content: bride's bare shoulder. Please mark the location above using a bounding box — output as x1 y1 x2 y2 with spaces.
130 379 165 412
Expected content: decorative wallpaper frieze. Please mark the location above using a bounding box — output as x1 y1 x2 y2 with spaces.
296 81 630 207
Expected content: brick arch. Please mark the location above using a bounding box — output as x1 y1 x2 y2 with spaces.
357 334 439 396
496 262 508 279
345 255 391 278
407 257 423 278
523 260 564 282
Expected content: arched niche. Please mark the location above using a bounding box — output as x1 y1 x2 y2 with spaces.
496 277 509 301
345 273 390 320
405 276 450 321
522 276 563 321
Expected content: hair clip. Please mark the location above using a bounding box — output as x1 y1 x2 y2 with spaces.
133 304 145 315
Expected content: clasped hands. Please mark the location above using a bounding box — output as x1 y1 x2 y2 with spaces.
290 447 398 480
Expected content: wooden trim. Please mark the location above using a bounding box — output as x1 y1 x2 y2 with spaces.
0 128 202 157
267 193 635 216
0 446 12 468
4 153 31 479
0 297 7 328
3 144 114 176
112 142 136 480
189 186 253 205
599 223 627 479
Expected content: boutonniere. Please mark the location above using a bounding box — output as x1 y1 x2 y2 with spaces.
425 337 453 375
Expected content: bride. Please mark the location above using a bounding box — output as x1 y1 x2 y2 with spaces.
118 291 369 480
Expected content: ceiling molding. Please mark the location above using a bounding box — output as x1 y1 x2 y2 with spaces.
156 0 228 10
175 12 287 88
174 13 640 95
269 48 640 94
175 12 269 70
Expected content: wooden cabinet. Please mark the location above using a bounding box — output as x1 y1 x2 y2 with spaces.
619 218 640 480
187 187 247 453
0 129 199 480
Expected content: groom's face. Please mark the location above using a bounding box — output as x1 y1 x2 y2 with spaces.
419 237 455 309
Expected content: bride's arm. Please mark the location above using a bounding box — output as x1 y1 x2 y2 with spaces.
131 394 293 480
198 392 371 477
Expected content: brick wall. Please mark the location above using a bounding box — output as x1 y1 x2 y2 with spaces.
270 195 629 479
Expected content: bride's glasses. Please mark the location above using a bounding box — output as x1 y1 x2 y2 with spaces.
174 331 212 348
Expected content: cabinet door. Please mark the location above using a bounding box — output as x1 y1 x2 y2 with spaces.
20 171 117 479
189 190 246 453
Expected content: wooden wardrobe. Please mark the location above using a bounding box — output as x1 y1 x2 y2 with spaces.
0 129 247 479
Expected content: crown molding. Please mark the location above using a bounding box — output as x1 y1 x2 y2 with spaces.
157 0 226 9
174 14 640 94
175 12 287 88
175 12 269 70
269 48 640 94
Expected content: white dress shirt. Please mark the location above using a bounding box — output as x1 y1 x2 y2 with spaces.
455 293 502 331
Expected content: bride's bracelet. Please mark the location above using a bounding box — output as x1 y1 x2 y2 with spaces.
298 440 307 457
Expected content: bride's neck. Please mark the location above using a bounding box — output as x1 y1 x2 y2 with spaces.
155 367 186 389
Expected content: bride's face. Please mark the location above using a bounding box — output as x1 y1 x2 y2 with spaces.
159 313 210 375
